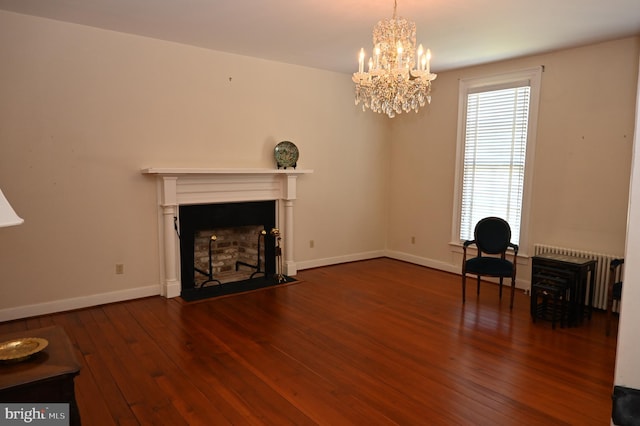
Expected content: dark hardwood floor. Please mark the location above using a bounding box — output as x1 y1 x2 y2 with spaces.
0 258 617 425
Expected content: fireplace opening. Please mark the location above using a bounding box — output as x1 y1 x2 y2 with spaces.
194 225 266 286
179 201 276 294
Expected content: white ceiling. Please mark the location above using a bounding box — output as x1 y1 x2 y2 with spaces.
0 0 639 74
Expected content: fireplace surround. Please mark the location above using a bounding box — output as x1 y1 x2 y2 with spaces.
142 168 312 298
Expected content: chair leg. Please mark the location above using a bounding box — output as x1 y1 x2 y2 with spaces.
499 277 503 300
476 276 481 296
462 274 466 304
509 277 515 310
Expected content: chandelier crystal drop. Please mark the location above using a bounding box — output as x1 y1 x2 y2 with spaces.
352 0 437 118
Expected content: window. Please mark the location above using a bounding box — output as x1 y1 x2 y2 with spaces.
453 67 542 249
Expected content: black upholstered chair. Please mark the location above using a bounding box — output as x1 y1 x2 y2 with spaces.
606 258 624 336
462 217 519 309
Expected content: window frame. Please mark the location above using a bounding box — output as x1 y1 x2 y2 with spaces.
451 67 542 256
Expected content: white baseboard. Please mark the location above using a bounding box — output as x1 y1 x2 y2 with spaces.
164 279 181 298
295 250 386 272
0 284 161 322
385 250 461 274
295 250 460 277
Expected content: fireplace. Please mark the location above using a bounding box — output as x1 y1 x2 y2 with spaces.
179 200 276 291
142 168 312 298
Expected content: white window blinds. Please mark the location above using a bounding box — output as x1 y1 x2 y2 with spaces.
459 84 531 245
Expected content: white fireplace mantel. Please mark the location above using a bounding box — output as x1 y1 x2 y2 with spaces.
142 167 312 298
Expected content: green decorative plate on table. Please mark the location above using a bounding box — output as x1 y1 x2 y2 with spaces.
274 141 299 169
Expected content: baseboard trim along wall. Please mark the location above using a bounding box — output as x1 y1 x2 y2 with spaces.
295 250 386 271
385 250 460 274
0 285 160 322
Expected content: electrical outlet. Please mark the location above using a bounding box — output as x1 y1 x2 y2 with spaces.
411 236 416 244
310 240 315 248
115 264 124 275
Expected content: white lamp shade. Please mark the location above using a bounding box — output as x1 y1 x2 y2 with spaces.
0 189 24 228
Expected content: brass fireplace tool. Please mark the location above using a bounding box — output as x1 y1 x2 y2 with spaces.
195 234 222 289
235 229 267 279
271 228 285 283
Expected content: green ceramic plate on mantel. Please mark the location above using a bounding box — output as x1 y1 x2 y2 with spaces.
274 141 299 169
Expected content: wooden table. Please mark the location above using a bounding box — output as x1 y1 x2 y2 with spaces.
0 326 81 425
531 253 597 327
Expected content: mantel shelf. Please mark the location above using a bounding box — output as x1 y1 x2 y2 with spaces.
142 168 313 176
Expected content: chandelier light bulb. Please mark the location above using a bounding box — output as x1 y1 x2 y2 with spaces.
416 44 424 69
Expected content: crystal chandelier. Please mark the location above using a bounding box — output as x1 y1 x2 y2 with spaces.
352 0 437 118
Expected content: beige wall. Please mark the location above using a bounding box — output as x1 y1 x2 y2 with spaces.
0 9 638 319
387 37 639 288
0 11 387 318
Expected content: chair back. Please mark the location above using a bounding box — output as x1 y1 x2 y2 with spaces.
474 217 512 254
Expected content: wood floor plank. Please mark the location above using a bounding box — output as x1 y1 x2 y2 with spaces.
48 310 126 425
0 258 617 425
72 308 141 425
